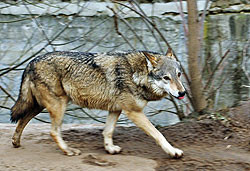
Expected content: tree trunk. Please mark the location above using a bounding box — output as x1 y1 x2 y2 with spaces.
187 0 207 112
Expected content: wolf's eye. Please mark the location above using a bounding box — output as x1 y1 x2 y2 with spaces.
163 76 171 81
178 72 181 77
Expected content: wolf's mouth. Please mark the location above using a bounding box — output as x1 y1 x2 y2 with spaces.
170 93 185 100
178 96 184 100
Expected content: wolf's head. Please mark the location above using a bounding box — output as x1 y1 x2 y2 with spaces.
143 49 186 100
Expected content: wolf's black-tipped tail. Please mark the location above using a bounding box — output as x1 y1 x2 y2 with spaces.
10 73 38 123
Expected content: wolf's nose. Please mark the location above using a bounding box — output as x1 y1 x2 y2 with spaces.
178 91 186 97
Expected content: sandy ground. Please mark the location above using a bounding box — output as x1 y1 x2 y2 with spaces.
0 101 249 171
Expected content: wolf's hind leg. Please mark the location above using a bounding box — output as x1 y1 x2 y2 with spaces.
102 111 121 154
12 107 43 148
46 96 81 156
124 110 183 158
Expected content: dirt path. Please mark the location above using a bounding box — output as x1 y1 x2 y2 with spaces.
0 101 249 171
0 124 157 171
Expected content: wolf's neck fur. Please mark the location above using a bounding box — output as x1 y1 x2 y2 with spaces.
128 52 167 101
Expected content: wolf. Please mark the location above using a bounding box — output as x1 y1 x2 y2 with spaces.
10 48 186 158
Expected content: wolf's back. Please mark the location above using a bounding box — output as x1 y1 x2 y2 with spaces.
10 67 38 123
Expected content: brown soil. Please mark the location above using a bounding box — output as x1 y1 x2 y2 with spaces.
0 101 249 171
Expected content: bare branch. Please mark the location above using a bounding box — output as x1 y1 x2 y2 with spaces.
108 7 135 50
204 49 230 90
174 0 188 37
107 6 148 50
33 117 50 123
80 109 105 123
0 85 16 102
0 10 79 77
129 0 164 53
0 15 41 23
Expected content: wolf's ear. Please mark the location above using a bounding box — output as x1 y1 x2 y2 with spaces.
166 48 175 59
143 52 158 68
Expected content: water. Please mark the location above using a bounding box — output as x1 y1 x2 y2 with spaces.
0 12 249 125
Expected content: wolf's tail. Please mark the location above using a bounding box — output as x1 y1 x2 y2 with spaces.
10 71 39 123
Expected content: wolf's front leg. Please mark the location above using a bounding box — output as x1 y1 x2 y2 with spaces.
102 111 122 154
124 110 183 158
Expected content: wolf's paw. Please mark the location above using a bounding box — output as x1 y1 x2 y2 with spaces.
64 147 81 156
12 137 20 148
105 144 122 154
169 148 183 159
